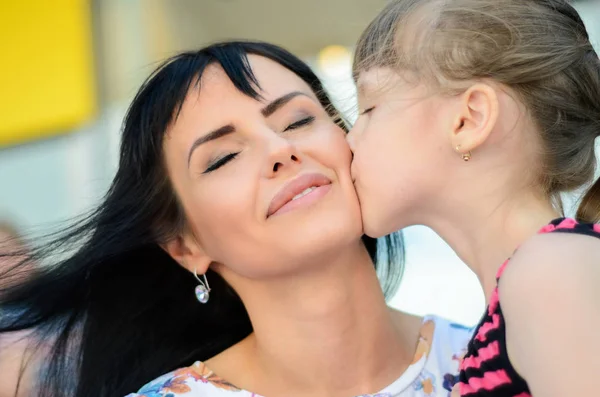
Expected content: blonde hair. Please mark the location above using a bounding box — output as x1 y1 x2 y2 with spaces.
354 0 600 222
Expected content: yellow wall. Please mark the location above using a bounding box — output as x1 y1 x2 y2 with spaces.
0 0 96 147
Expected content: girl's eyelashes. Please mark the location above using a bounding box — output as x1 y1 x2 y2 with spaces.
360 107 375 115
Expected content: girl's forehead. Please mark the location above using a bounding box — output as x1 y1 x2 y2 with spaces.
357 68 412 97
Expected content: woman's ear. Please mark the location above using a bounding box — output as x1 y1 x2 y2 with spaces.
161 233 212 275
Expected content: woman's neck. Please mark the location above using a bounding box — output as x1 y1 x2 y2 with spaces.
209 242 419 397
424 188 559 302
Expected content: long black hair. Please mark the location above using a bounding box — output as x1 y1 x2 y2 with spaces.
0 41 404 397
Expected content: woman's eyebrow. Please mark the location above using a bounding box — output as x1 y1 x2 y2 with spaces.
261 91 311 117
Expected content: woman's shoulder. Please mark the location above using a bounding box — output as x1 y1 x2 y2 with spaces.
423 315 473 360
409 315 473 394
388 311 473 364
428 315 474 344
126 361 248 397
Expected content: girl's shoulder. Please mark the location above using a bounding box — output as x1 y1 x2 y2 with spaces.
538 217 600 239
496 217 600 281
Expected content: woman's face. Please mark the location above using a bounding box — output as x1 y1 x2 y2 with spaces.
163 55 363 278
347 68 457 237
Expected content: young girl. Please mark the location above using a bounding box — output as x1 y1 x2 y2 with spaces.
348 0 600 396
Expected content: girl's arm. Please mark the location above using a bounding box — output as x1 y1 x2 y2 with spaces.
499 232 600 397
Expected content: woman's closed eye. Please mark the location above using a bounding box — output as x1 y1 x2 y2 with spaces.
203 152 239 174
202 116 315 173
283 116 315 132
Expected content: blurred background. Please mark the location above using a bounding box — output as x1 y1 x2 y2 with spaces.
1 0 599 326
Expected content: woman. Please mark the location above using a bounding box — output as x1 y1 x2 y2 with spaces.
0 42 469 397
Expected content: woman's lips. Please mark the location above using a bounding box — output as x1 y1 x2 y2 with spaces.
267 173 332 218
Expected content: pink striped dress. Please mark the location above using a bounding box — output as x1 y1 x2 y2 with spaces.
458 218 600 396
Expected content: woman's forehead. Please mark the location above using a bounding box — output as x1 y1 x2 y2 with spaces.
164 56 321 154
195 55 317 104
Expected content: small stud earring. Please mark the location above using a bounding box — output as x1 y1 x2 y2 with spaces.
193 269 211 304
455 145 472 162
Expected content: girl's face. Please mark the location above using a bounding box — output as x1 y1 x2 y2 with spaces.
347 68 460 237
163 55 364 279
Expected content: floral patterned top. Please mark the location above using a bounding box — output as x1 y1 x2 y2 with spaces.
127 316 473 397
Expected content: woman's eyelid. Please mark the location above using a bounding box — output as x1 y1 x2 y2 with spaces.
277 105 316 130
284 115 316 131
203 152 239 173
201 106 317 172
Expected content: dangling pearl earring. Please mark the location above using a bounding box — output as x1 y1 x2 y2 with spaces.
193 269 211 304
